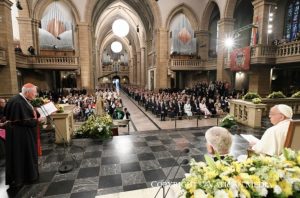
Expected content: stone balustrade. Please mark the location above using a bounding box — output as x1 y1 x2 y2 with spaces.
261 98 300 116
230 99 266 128
169 59 203 70
35 56 78 65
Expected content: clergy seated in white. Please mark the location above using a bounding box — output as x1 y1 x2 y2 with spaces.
205 126 232 157
251 104 293 156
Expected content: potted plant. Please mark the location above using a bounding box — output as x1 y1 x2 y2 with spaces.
242 92 261 101
75 114 113 139
267 91 286 99
252 97 262 104
219 114 236 129
291 91 300 98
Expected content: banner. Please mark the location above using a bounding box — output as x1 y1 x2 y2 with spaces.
230 46 251 71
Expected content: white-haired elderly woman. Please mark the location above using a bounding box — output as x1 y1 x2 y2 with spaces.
205 126 233 156
251 104 293 156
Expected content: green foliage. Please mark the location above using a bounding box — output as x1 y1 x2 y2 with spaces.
291 91 300 98
181 148 300 197
30 97 44 107
219 114 236 129
242 92 261 100
252 97 262 104
75 114 113 139
55 104 64 113
267 91 286 99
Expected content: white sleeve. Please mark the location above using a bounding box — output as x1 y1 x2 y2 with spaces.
252 128 277 156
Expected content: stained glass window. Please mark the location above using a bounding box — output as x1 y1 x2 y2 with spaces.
284 0 300 41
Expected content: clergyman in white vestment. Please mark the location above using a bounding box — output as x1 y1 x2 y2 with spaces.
252 104 293 156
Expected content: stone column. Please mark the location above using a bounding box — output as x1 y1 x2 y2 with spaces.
252 0 277 45
155 28 168 89
140 47 146 87
77 23 92 90
129 57 134 85
136 50 141 86
0 0 18 97
133 55 137 85
248 66 271 97
195 30 209 61
18 17 40 54
216 18 235 83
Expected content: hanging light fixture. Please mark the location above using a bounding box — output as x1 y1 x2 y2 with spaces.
112 19 129 37
111 41 122 53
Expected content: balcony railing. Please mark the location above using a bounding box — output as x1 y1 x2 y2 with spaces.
250 40 300 64
15 54 79 70
169 59 203 70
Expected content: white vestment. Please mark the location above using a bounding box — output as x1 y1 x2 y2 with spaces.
252 119 291 156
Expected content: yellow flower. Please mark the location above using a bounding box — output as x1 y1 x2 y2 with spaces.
297 155 300 165
226 189 234 198
203 169 218 180
267 170 280 187
278 181 293 197
240 186 251 198
250 175 261 185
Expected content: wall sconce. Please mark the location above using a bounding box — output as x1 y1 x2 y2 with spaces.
136 25 139 33
16 0 23 10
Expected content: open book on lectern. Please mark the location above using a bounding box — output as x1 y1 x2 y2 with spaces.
36 102 58 118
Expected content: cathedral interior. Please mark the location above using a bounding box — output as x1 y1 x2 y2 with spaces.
1 0 300 197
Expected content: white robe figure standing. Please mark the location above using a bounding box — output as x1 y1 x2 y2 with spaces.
251 104 293 156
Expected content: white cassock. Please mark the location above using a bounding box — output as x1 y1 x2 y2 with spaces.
252 119 291 156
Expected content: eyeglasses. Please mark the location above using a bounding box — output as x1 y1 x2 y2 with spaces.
269 113 281 116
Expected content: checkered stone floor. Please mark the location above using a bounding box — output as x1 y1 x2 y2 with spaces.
0 125 263 198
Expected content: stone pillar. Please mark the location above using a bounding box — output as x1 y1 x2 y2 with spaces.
216 18 235 83
141 47 146 87
155 28 168 89
248 66 271 97
136 50 141 86
18 17 40 54
129 57 134 85
77 23 92 90
195 30 209 61
252 0 277 45
133 55 137 85
0 0 18 97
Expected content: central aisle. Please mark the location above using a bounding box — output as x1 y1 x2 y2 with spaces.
119 91 160 132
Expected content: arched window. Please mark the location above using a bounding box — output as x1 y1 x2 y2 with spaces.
284 0 300 41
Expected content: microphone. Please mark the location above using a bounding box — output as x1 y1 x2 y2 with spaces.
154 148 190 198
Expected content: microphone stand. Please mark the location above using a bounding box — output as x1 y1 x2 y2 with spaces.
39 105 76 173
154 148 189 198
164 159 189 197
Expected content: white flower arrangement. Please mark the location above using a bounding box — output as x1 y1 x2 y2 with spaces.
181 148 300 198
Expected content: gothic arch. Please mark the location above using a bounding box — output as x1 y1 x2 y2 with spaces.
224 0 238 18
165 3 199 30
85 0 162 31
200 0 221 31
